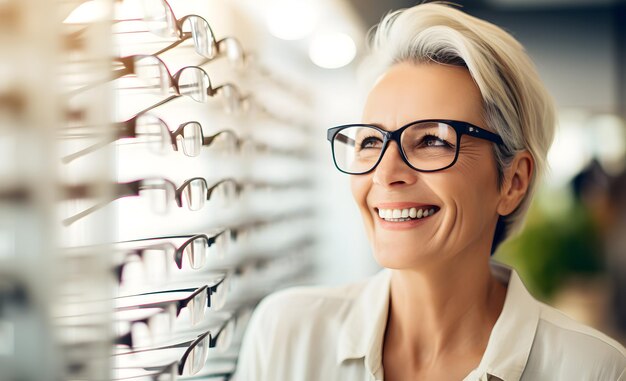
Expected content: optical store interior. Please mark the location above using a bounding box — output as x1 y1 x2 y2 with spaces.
1 0 625 380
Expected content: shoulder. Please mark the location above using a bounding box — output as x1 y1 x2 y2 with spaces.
257 278 369 312
235 276 375 380
526 300 626 379
249 277 370 334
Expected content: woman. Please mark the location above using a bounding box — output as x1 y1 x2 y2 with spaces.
236 3 626 380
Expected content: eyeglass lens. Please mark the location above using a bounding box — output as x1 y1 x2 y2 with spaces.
209 181 237 207
332 121 458 173
176 122 202 156
213 319 234 354
181 334 209 376
183 236 208 269
141 0 178 38
133 56 171 95
128 304 176 348
176 67 209 102
209 278 228 311
138 179 176 214
187 287 208 326
138 246 171 282
135 114 171 154
181 16 216 58
182 179 207 211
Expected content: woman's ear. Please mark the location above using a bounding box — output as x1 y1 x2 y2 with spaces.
496 150 534 216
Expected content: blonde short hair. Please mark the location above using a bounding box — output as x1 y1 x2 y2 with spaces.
363 2 556 252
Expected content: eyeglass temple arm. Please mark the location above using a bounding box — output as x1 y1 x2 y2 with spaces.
202 130 237 147
329 131 355 147
61 181 141 226
62 98 178 164
116 298 184 317
152 35 189 57
65 57 133 98
134 362 178 378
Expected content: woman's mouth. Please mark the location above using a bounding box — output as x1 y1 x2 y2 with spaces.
376 206 440 222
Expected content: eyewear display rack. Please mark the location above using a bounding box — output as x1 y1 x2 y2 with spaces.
1 0 114 380
1 0 317 380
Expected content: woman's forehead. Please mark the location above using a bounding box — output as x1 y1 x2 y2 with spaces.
362 62 484 128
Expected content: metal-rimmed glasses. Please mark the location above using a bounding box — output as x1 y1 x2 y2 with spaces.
327 119 505 175
71 54 237 105
140 0 246 67
134 0 243 63
62 177 243 226
111 55 227 101
61 110 244 163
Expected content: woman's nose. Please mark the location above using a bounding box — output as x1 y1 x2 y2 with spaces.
372 141 418 187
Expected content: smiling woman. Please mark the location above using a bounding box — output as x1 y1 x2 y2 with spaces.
235 2 626 381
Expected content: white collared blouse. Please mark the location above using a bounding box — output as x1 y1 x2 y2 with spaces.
235 261 626 380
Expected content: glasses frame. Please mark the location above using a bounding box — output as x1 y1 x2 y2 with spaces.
61 177 243 226
173 177 243 209
126 316 235 376
151 14 246 69
327 119 505 175
112 55 226 99
140 0 220 58
122 230 230 269
119 272 228 312
113 360 177 381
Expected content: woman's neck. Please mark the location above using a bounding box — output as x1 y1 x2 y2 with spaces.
384 253 507 367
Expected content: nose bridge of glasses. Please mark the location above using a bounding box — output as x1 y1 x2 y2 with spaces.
372 130 415 177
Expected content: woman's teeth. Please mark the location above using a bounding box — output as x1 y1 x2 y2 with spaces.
377 207 438 222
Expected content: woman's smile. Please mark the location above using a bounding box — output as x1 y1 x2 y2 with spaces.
374 203 441 230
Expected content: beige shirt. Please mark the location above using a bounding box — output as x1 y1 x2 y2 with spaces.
235 261 626 380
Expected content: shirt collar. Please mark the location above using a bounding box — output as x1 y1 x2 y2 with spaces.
336 260 540 381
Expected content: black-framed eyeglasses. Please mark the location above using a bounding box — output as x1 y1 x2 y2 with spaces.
115 309 235 355
327 119 504 175
115 318 234 376
114 230 232 281
116 273 229 322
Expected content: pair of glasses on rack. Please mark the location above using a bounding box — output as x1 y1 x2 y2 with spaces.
116 273 229 327
114 231 234 286
65 0 247 67
139 0 247 68
70 54 246 111
62 177 244 226
115 318 234 376
61 112 252 163
111 0 247 67
114 360 234 381
117 230 233 272
116 308 235 354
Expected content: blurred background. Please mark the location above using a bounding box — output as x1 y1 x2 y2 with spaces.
0 0 624 379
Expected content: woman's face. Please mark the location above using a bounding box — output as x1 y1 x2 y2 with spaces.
351 62 504 269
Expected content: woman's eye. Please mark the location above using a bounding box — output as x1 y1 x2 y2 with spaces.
360 137 382 149
421 135 451 148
